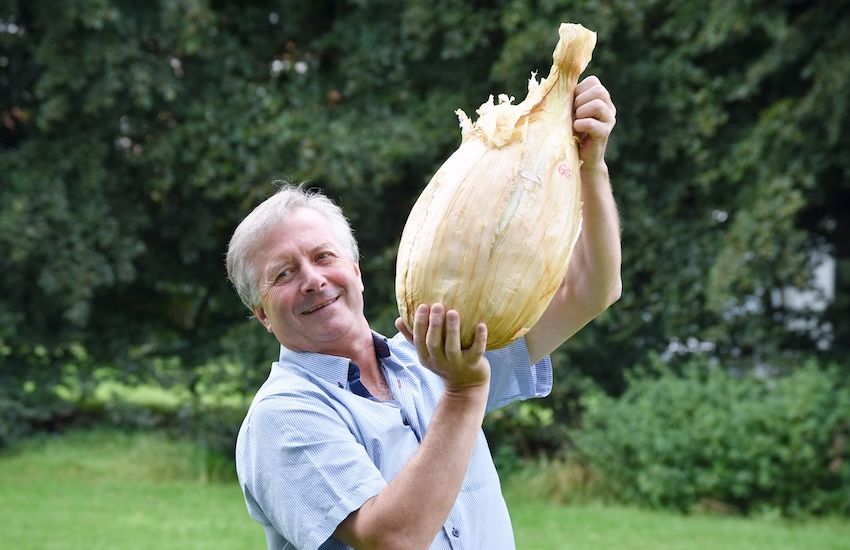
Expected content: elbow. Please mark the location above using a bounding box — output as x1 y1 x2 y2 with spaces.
347 525 434 550
368 532 432 550
560 273 622 322
588 276 621 319
588 274 623 317
607 276 623 307
336 497 436 550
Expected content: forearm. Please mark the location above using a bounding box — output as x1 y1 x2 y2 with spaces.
525 76 621 361
334 386 488 549
572 161 622 307
526 161 621 362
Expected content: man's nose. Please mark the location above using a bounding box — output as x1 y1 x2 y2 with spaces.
299 264 327 293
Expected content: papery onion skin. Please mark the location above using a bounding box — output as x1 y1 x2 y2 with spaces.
396 23 597 349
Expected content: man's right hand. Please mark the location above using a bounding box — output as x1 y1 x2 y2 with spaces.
337 304 491 549
396 303 490 394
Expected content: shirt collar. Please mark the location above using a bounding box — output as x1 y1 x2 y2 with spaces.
277 331 392 386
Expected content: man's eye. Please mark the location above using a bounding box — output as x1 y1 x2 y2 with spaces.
276 269 294 282
317 252 334 262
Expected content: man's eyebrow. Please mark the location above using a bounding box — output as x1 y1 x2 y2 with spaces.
312 242 338 252
264 258 292 279
264 243 339 278
265 254 292 278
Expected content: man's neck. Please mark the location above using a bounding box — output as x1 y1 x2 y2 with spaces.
309 319 376 370
345 331 381 377
341 325 392 401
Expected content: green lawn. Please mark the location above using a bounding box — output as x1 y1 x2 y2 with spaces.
505 490 850 550
1 430 848 549
0 430 264 550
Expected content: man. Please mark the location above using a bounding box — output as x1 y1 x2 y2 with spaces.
226 75 620 550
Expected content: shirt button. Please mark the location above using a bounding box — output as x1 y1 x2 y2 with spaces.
451 527 460 537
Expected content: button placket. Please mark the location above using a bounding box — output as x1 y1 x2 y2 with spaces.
389 369 422 442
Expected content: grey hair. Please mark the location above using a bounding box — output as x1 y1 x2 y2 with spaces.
226 184 359 310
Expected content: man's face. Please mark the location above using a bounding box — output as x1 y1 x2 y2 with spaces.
250 207 366 353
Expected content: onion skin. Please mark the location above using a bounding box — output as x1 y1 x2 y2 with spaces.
396 23 597 349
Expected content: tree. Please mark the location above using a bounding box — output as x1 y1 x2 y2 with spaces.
2 0 848 438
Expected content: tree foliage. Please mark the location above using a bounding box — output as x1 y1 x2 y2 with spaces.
1 0 848 414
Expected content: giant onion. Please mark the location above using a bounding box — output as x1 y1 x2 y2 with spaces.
395 23 597 349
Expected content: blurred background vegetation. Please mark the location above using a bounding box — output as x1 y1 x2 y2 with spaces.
1 0 848 520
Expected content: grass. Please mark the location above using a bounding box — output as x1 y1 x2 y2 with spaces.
0 430 264 550
1 430 848 549
503 458 850 549
506 490 850 549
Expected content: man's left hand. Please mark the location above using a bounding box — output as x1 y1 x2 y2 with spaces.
573 75 616 169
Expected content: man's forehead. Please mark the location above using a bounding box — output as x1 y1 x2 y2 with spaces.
265 208 334 243
263 234 342 259
253 208 349 268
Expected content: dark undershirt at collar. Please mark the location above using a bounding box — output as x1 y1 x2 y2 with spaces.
344 333 391 400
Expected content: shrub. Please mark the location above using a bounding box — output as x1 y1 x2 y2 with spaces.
484 400 567 477
503 453 611 506
572 357 850 516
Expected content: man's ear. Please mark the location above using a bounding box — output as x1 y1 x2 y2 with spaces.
354 262 364 293
252 305 273 333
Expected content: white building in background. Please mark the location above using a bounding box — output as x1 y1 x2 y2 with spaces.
663 252 837 360
771 253 836 350
771 253 836 313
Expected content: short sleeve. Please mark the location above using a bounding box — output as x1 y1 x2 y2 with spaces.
484 337 553 412
237 392 387 550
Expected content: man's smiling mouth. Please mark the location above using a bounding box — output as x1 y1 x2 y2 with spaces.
301 296 339 314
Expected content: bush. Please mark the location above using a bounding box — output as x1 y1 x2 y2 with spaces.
0 393 57 449
0 375 246 482
572 357 850 516
503 453 611 506
484 400 567 477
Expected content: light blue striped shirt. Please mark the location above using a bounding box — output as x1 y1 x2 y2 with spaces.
236 331 552 550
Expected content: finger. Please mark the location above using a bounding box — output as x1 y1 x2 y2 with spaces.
573 117 613 140
574 75 601 97
575 84 614 116
413 304 430 360
467 322 488 357
575 131 589 146
425 303 445 357
395 317 414 343
575 98 615 124
444 309 462 362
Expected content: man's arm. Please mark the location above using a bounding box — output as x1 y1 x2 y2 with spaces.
526 75 622 363
334 304 490 549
